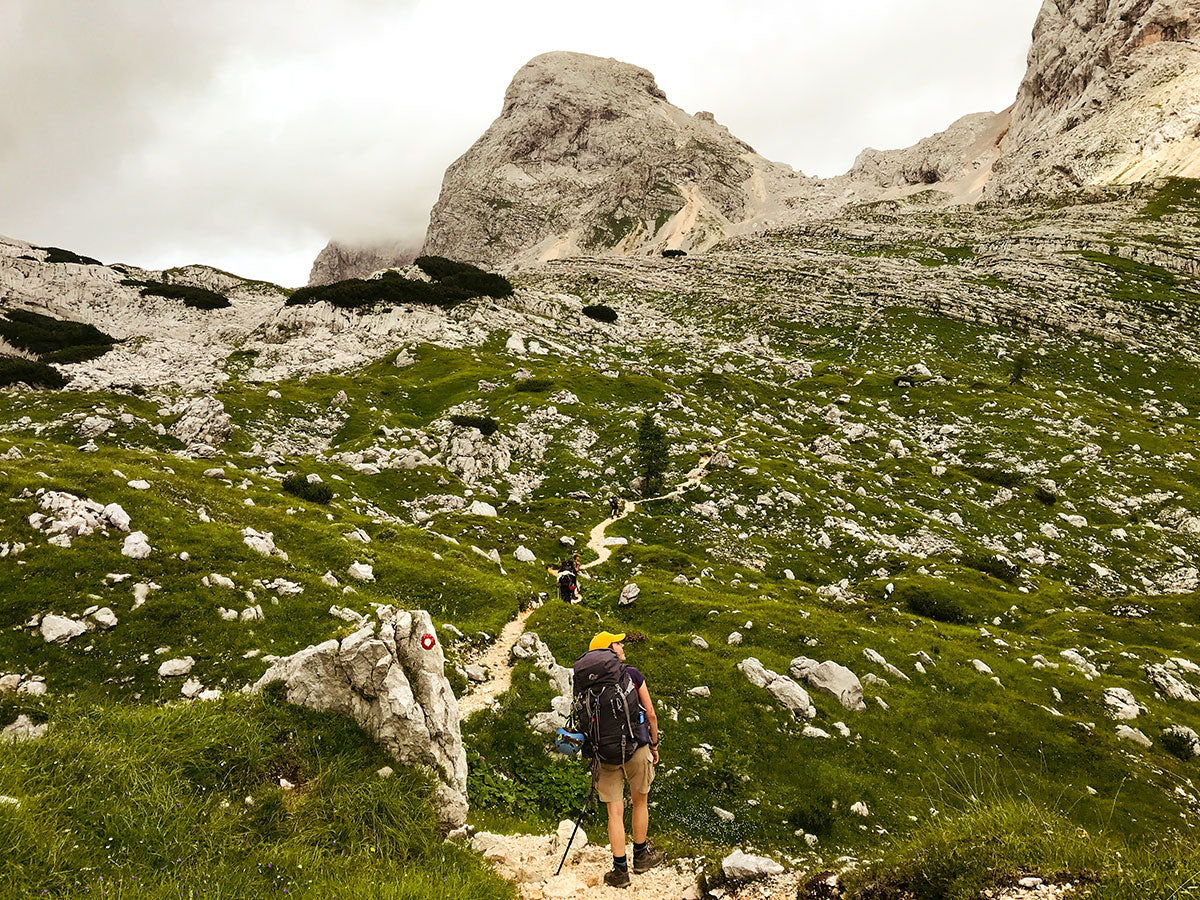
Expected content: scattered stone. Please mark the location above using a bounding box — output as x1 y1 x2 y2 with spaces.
790 657 866 711
618 583 640 606
41 614 87 644
158 656 195 678
722 849 784 880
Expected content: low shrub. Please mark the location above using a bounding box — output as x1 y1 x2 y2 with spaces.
514 377 554 393
0 309 116 358
281 473 334 504
1160 727 1200 761
582 304 618 323
1035 485 1058 505
414 255 514 298
287 271 473 310
896 582 972 624
450 414 498 436
661 249 687 258
123 279 231 310
0 357 66 388
38 246 103 266
960 553 1020 583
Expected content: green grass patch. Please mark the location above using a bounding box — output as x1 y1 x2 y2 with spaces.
0 693 513 899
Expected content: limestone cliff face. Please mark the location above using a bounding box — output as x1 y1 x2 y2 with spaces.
848 110 1011 203
308 240 417 286
419 51 810 266
990 0 1200 196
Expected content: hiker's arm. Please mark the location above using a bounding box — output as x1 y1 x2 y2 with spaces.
637 682 659 759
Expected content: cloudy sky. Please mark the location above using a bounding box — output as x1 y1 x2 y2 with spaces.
0 0 1044 287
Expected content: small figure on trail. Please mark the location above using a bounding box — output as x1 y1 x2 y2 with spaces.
609 496 620 518
557 566 579 604
572 632 664 887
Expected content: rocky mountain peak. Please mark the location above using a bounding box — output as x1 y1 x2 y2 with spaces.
418 51 805 267
990 0 1200 195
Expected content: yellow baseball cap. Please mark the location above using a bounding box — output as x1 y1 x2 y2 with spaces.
589 631 626 651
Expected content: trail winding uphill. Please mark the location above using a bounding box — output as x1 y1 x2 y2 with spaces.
457 434 741 716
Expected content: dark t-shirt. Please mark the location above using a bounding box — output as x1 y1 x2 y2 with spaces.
625 665 645 689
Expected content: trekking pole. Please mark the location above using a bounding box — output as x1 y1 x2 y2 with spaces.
554 770 598 875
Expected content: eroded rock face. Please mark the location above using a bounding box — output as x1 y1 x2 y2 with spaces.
253 608 468 829
420 51 809 266
991 0 1200 195
307 240 418 286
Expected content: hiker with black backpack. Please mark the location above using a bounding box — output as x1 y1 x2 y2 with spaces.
571 631 664 887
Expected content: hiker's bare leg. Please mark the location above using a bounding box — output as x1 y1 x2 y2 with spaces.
606 799 626 859
631 791 649 844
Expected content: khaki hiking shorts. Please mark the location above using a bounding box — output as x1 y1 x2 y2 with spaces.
597 744 655 803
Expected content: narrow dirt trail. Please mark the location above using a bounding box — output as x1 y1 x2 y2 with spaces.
457 607 536 718
457 429 742 716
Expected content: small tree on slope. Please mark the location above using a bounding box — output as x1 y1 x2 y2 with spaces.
637 413 669 497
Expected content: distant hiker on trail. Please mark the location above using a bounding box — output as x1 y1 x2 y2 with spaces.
572 631 663 888
557 565 579 604
609 496 620 518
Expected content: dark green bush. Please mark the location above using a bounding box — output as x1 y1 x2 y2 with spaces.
897 582 971 625
0 357 67 388
582 304 618 323
961 553 1020 582
287 271 473 310
281 473 334 504
661 249 687 258
123 279 231 310
0 310 116 358
415 256 514 298
514 377 554 393
38 246 103 266
40 344 115 364
1161 728 1199 761
450 414 498 436
1035 485 1058 505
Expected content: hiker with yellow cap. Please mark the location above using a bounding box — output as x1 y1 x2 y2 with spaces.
570 630 663 888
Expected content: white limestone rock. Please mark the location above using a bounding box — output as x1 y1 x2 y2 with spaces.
722 849 784 881
253 608 468 829
41 615 86 644
737 657 816 719
158 656 195 677
790 657 866 711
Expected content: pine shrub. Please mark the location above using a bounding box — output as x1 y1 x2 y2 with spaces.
123 279 231 310
282 473 334 504
897 582 971 624
0 309 116 358
0 357 67 388
582 304 618 323
449 414 498 436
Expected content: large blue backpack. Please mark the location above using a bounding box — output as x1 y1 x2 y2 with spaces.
571 649 648 765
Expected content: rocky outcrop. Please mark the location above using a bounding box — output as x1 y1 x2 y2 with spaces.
991 0 1200 196
737 657 816 719
789 657 866 711
253 607 468 829
420 51 812 266
307 240 418 286
168 396 232 450
850 111 1010 203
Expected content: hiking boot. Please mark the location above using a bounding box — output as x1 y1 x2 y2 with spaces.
604 866 631 888
633 842 666 873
